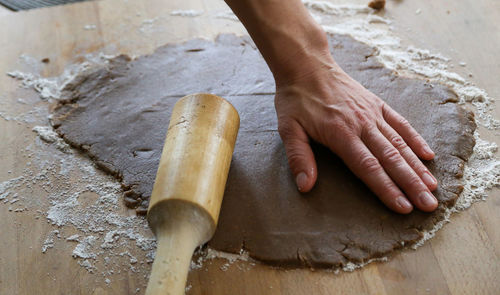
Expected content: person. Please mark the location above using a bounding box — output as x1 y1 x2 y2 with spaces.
224 0 438 214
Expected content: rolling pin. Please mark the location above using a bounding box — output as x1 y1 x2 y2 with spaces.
145 93 240 295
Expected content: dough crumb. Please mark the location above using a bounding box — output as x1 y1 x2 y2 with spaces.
368 0 385 10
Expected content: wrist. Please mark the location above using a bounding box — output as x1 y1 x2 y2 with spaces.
270 27 339 87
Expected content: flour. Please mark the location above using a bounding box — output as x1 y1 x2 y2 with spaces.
83 24 97 30
170 10 203 17
66 234 80 241
2 0 498 278
141 18 158 25
32 126 71 153
303 0 371 16
0 95 155 284
7 61 94 101
214 11 240 22
138 17 164 34
341 257 388 272
42 230 60 253
73 236 98 259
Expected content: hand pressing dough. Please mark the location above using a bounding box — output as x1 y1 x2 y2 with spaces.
51 34 476 268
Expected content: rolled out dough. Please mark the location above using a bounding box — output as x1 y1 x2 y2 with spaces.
50 34 476 268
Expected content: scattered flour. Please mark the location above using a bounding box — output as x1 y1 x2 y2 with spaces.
66 234 80 241
1 0 498 279
73 236 98 259
42 230 60 253
7 61 95 101
170 9 203 17
303 0 371 16
83 24 97 30
32 126 71 152
141 18 158 25
138 17 165 34
214 11 240 22
341 257 388 272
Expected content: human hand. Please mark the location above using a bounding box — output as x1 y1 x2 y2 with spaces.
275 58 439 214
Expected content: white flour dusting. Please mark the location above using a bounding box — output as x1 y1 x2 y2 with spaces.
1 1 498 280
214 11 240 22
73 236 98 259
138 17 165 34
83 24 97 30
42 230 60 253
32 126 71 152
303 0 371 16
170 10 203 17
7 60 95 101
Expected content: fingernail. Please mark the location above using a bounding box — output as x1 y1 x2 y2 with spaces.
419 191 438 208
396 196 412 210
296 172 308 192
422 172 437 187
423 145 435 157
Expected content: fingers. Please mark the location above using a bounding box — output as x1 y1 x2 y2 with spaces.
378 122 438 191
278 120 317 192
335 136 414 214
361 126 438 212
382 104 435 160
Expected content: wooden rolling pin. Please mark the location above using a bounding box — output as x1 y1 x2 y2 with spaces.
145 93 240 295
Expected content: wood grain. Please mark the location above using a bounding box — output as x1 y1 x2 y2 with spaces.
0 0 498 294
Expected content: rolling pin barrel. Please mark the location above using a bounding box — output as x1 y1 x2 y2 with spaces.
146 93 239 295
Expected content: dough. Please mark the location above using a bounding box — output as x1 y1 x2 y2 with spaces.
51 34 476 268
368 0 386 10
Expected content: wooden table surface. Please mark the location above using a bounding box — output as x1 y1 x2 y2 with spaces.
0 0 498 294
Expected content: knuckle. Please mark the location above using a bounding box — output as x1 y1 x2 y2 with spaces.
381 146 401 164
398 117 412 129
410 132 423 143
389 135 407 150
354 110 371 126
407 157 424 171
360 124 376 141
358 155 381 173
381 179 398 194
381 102 391 117
408 177 425 188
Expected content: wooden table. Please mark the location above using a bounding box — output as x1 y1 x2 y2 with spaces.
0 0 498 294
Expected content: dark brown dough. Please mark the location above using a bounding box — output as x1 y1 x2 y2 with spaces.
368 0 386 10
50 34 476 268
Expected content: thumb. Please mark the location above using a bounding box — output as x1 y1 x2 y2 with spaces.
278 120 317 192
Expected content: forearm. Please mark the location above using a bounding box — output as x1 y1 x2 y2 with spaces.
224 0 336 85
